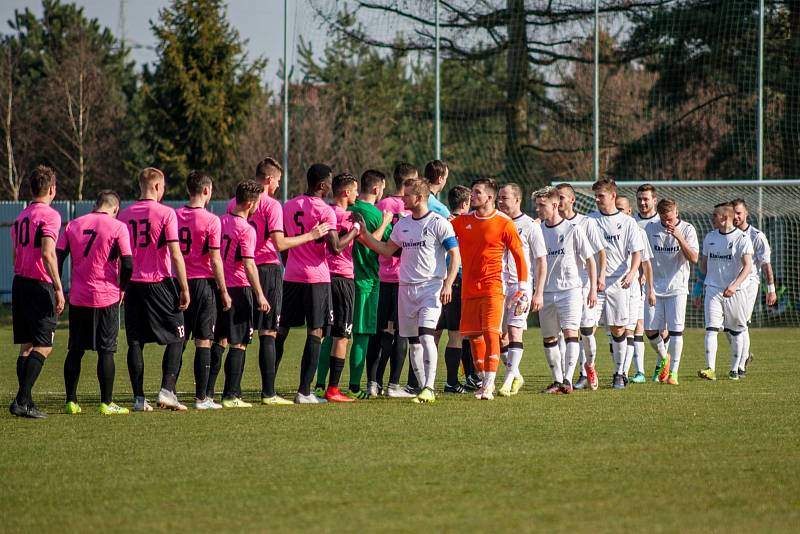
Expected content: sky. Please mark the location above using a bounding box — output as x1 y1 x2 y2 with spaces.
1 0 318 91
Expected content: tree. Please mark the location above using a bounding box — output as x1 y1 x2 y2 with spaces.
140 0 266 196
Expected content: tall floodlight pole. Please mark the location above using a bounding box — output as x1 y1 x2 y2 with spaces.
757 0 765 228
282 0 289 203
434 0 441 160
593 0 600 181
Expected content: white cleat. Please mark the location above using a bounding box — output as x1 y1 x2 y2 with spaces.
367 381 380 398
157 388 188 411
294 392 328 404
194 397 222 410
481 383 495 401
133 397 153 412
474 386 485 400
385 384 416 398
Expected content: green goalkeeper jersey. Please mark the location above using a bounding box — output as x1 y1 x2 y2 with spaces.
349 199 391 288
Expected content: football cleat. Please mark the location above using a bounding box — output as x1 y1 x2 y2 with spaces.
386 384 416 398
573 375 589 390
480 384 495 401
313 386 326 398
367 381 380 398
412 387 436 404
64 401 82 415
294 393 327 404
665 372 679 385
98 402 129 415
157 388 188 411
542 382 562 395
658 356 671 382
510 376 524 395
497 384 512 397
222 397 253 408
444 383 467 394
737 368 746 378
697 368 717 381
585 363 599 391
24 403 48 419
261 395 293 406
9 399 27 418
612 373 626 389
559 380 573 394
630 372 646 384
652 357 668 382
133 397 154 412
728 370 739 381
464 375 482 391
473 385 485 399
324 387 355 403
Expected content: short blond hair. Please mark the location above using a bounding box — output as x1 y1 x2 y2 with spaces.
403 178 430 197
533 186 559 202
139 167 165 189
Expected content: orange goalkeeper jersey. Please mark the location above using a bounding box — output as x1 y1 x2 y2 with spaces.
451 210 528 299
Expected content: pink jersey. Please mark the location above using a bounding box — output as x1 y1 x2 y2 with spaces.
12 202 62 283
56 212 132 307
227 192 284 265
327 205 355 278
175 206 221 280
219 213 256 288
118 200 179 283
283 195 337 283
376 196 410 283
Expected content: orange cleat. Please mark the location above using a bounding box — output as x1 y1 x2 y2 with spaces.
658 356 671 383
585 363 599 391
324 387 355 403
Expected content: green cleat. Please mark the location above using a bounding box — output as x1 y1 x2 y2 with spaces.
697 368 717 381
222 397 253 408
510 376 524 395
313 387 326 398
652 357 668 382
412 387 436 404
630 372 646 384
497 384 512 397
728 370 739 381
665 371 679 385
98 402 130 415
346 389 372 400
64 401 82 415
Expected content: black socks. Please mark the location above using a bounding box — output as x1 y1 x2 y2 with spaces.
160 342 183 393
444 346 461 386
17 351 46 406
127 342 145 398
97 350 115 405
299 334 322 396
258 335 277 398
329 357 345 388
207 342 225 398
223 347 246 400
64 349 85 403
194 346 211 400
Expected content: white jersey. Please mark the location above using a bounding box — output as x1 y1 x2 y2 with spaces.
389 211 456 284
541 219 594 292
588 210 644 285
702 228 753 290
645 219 699 296
503 213 547 287
565 213 605 287
631 225 653 295
634 212 658 230
740 225 771 286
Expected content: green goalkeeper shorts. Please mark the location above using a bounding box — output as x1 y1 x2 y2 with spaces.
353 281 380 335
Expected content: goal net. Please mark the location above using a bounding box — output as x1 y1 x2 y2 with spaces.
555 180 800 328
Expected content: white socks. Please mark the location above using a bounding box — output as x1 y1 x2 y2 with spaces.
623 336 634 375
563 338 580 383
648 333 668 360
738 329 751 371
704 330 718 370
729 330 745 373
503 343 524 388
611 336 627 374
409 339 425 386
634 336 645 374
419 334 438 389
581 334 597 367
543 342 563 383
668 333 684 374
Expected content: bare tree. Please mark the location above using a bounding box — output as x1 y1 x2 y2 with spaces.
0 38 22 200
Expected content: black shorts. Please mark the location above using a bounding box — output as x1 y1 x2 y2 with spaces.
68 303 120 352
184 278 217 341
215 286 253 346
330 276 355 339
377 281 399 331
281 281 332 331
437 278 462 331
253 263 283 332
124 280 185 345
12 275 57 347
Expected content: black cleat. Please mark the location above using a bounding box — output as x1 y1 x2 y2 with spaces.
464 375 482 391
9 399 27 417
612 373 626 389
737 368 746 378
444 383 468 394
25 403 48 419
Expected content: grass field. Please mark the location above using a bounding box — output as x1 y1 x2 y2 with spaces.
1 324 798 532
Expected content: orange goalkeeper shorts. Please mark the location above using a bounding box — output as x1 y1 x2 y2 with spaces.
459 295 505 337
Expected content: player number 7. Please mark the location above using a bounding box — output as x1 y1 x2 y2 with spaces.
82 229 98 257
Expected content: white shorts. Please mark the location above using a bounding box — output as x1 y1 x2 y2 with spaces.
743 282 759 323
704 286 749 331
502 284 529 330
627 282 644 330
596 280 630 327
398 280 443 338
644 294 687 332
539 288 583 338
580 284 600 328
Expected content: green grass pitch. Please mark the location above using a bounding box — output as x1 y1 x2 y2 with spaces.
1 325 798 532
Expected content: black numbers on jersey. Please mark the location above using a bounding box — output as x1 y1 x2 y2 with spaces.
293 210 305 235
221 235 232 260
129 219 152 247
178 227 192 255
82 229 98 257
13 217 30 247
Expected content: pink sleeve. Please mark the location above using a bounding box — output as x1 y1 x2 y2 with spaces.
208 216 221 249
164 209 178 241
56 223 69 251
43 211 61 241
241 225 256 258
226 197 236 214
267 201 283 233
118 224 132 256
324 205 337 227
